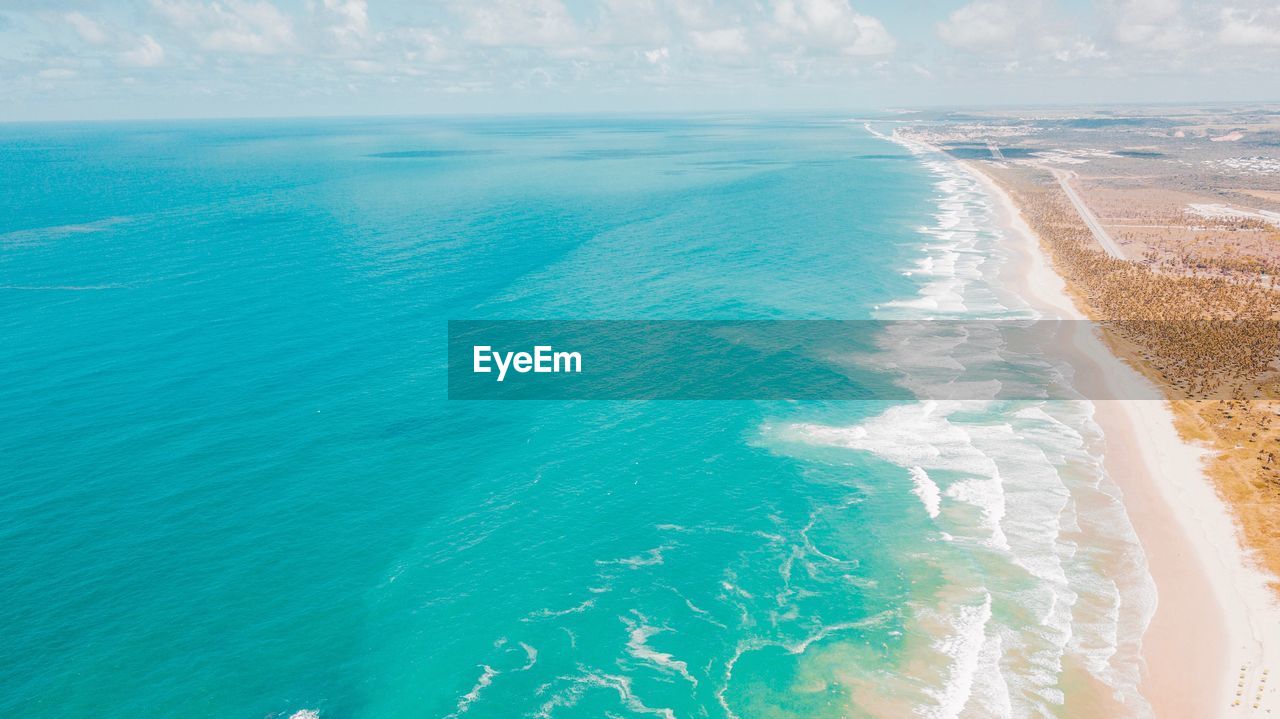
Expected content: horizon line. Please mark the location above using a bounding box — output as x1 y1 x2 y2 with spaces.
5 98 1280 126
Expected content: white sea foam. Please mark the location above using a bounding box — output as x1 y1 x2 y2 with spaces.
782 401 1009 551
623 612 698 687
535 669 676 719
784 612 895 655
719 579 754 599
518 642 538 671
773 391 1156 713
918 593 993 718
524 598 595 621
846 123 1157 715
800 507 859 565
715 612 895 719
909 466 942 519
0 284 130 291
684 597 713 617
968 409 1075 710
0 216 131 247
717 645 747 719
870 126 1032 323
445 665 498 718
597 545 670 568
877 163 1007 318
970 629 1014 717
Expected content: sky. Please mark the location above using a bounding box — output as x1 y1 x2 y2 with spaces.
2 0 1279 120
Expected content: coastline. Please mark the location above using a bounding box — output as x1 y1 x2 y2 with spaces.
962 159 1280 716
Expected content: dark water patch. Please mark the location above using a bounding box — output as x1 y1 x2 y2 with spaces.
687 158 788 170
1246 131 1280 147
939 145 991 159
1051 117 1177 129
552 148 703 161
939 113 1003 123
941 144 1038 159
367 150 498 159
1114 150 1165 158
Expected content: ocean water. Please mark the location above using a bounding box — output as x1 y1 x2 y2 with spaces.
0 117 1152 718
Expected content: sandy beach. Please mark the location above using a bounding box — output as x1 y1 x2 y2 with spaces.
965 161 1280 717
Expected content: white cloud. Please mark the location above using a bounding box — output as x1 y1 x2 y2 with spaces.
771 0 894 55
671 0 722 31
152 0 297 54
119 35 165 67
345 58 382 73
936 1 1019 51
36 68 78 80
316 0 369 50
936 0 1108 68
1043 35 1106 62
392 27 453 64
458 0 578 47
689 27 749 54
65 12 110 46
1218 7 1280 47
589 0 673 47
8 0 1279 119
1104 0 1194 51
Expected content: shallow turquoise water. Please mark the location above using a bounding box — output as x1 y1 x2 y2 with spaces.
1 117 937 717
0 117 1151 718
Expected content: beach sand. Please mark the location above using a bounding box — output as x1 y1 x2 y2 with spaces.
966 162 1280 717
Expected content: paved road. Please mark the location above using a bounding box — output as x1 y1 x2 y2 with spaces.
1050 168 1124 259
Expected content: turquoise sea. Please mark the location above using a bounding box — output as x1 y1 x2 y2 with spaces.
1 117 1153 717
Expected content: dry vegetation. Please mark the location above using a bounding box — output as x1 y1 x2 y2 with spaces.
1080 182 1280 279
981 161 1280 588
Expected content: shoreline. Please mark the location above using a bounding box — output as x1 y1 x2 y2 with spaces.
962 159 1280 716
